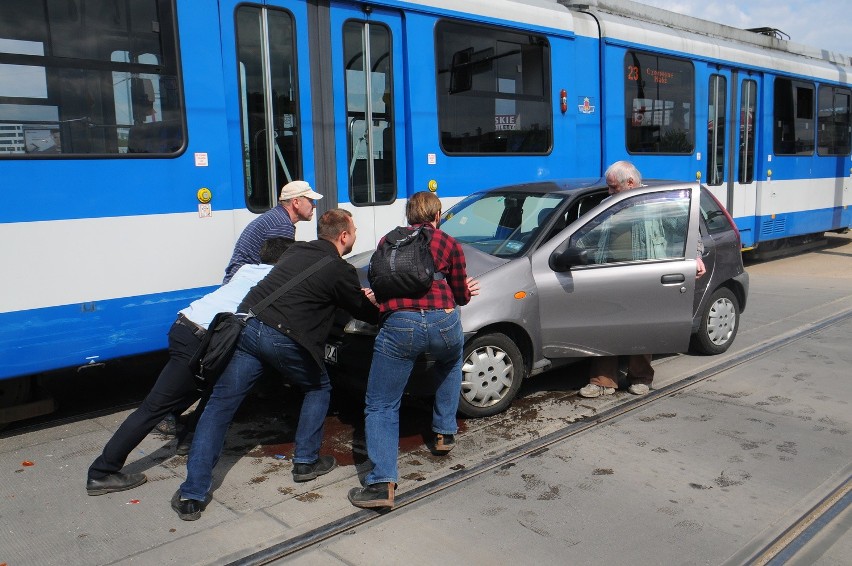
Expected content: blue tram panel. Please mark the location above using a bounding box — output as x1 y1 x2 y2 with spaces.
0 0 240 381
0 0 850 384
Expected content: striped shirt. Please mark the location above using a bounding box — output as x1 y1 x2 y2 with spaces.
223 205 294 283
379 223 472 314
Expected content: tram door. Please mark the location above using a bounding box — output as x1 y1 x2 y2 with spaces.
330 3 406 251
229 3 309 212
705 69 760 246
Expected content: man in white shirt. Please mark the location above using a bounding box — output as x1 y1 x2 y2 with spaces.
85 237 293 495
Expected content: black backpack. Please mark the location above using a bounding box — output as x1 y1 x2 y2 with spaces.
368 226 443 301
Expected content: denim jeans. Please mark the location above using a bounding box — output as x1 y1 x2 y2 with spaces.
364 308 463 485
180 317 331 501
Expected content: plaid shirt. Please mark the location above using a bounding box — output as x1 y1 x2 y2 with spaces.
380 223 471 314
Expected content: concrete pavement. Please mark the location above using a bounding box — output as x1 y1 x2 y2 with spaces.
1 233 850 565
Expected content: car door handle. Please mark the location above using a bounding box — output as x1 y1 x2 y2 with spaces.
661 273 685 284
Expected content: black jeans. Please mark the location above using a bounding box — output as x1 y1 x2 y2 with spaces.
88 321 204 479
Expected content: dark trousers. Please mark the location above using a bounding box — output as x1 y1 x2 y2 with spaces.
88 321 204 480
589 354 654 389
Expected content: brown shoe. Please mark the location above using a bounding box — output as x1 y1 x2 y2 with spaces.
348 482 395 509
429 433 455 455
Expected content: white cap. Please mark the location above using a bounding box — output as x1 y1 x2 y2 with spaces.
279 180 323 201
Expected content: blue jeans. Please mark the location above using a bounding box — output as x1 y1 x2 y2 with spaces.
364 308 463 485
180 318 331 501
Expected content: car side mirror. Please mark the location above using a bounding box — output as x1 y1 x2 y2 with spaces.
549 247 590 272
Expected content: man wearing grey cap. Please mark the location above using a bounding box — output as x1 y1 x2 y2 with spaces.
222 180 323 284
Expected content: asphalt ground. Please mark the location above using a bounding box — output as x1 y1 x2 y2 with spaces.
1 232 850 566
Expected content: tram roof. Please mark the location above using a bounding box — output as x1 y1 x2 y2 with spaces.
567 0 852 67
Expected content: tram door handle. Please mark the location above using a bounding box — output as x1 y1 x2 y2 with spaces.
661 273 685 284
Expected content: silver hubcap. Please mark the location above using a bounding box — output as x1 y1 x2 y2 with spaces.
461 345 514 408
707 297 736 345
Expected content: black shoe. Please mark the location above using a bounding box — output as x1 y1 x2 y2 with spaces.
292 455 337 482
154 414 178 436
429 433 456 455
86 472 147 496
175 434 192 456
348 483 395 510
171 490 205 521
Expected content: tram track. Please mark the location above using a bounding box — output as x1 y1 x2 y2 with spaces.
747 472 852 565
227 307 852 565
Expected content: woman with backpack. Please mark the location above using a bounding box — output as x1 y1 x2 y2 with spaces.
349 191 480 510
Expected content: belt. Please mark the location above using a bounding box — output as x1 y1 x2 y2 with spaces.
176 313 207 339
395 307 455 314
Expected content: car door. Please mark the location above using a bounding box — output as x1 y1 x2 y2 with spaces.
531 185 700 357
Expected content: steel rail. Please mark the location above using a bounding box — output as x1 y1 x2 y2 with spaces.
227 308 852 565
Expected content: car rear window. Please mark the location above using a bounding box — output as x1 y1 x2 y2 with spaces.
700 189 731 235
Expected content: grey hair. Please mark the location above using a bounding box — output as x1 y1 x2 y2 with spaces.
604 160 642 188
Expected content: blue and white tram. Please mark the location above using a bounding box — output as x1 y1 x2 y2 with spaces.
0 0 849 409
581 0 852 249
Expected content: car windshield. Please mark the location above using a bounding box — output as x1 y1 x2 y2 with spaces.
441 191 568 257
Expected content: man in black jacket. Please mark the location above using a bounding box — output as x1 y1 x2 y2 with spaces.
172 209 379 521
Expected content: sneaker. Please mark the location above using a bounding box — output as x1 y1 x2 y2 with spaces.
628 383 650 395
292 455 337 482
429 433 456 455
170 490 206 521
348 482 395 510
579 383 615 398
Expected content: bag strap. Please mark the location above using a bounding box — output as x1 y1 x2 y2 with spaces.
247 255 334 318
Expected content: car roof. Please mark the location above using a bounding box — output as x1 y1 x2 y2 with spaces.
476 178 686 197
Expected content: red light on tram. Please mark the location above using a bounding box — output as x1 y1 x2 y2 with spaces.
560 89 567 114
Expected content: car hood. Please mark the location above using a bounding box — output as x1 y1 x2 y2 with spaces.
345 243 510 287
458 244 512 278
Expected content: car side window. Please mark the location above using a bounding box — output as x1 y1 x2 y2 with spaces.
571 189 691 265
540 191 609 245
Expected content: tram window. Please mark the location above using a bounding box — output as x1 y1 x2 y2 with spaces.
435 20 552 155
235 6 301 212
343 20 396 206
0 0 184 158
624 51 694 154
774 78 815 155
706 74 727 185
817 85 852 156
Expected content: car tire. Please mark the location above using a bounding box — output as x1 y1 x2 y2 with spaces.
458 333 526 418
691 287 740 355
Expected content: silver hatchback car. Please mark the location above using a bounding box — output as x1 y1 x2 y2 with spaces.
326 179 749 417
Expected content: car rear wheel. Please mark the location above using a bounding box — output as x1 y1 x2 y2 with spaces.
691 287 739 355
458 333 525 418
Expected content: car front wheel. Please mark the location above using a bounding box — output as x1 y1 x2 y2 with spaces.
458 333 525 418
691 287 740 355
